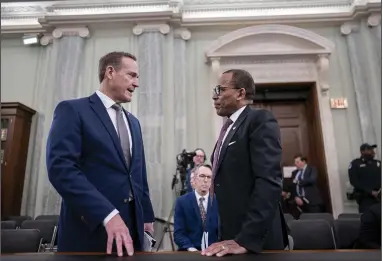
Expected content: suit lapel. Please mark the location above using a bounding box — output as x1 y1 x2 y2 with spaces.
190 193 202 227
215 106 250 174
89 93 127 171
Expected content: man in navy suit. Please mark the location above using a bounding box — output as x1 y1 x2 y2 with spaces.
174 164 219 251
46 51 155 256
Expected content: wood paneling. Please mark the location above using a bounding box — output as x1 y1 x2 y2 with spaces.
1 102 36 217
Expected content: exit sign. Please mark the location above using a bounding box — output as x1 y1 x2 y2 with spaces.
330 98 348 109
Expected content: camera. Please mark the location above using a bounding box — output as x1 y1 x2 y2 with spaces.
171 149 196 196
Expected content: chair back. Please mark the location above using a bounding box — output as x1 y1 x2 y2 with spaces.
1 220 17 229
338 213 362 219
333 219 361 249
299 213 334 227
35 215 59 224
1 229 42 253
20 220 57 244
288 219 336 250
7 215 32 228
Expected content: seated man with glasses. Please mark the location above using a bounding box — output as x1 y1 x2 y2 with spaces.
185 148 206 193
174 164 219 251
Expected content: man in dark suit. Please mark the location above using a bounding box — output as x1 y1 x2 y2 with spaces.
290 155 323 213
174 164 219 251
46 52 155 256
202 69 288 257
354 201 381 249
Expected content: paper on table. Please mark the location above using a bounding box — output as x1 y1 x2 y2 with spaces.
201 232 208 251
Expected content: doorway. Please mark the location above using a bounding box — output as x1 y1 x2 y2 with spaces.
251 83 332 213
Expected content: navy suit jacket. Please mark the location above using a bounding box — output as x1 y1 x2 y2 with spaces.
174 192 219 250
46 93 155 252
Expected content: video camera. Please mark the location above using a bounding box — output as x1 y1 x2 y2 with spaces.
171 149 196 195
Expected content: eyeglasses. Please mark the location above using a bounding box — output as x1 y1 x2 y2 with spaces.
197 174 212 180
213 85 240 95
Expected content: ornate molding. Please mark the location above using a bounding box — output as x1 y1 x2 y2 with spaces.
174 28 191 40
132 23 170 35
40 34 53 46
52 27 90 39
1 0 381 35
316 54 330 95
340 22 360 35
367 12 381 27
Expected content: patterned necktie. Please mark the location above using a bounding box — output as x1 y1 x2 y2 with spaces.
199 197 206 228
296 170 305 197
210 118 233 198
112 104 132 169
112 104 133 199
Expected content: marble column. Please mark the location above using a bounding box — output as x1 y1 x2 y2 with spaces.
23 27 89 217
132 23 169 219
173 28 191 153
340 22 376 145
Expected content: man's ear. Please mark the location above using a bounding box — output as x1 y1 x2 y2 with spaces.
237 88 246 100
106 65 114 80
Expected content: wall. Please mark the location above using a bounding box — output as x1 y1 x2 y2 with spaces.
1 20 376 217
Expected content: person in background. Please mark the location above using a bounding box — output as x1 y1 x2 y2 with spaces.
354 201 381 249
174 164 219 251
185 148 206 193
291 155 323 213
349 143 381 213
46 51 154 256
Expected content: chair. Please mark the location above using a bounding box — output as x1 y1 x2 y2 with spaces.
284 213 294 222
333 219 361 249
7 215 32 228
288 219 336 250
20 220 57 251
299 213 334 227
1 229 42 253
35 215 59 224
1 220 17 229
338 213 362 219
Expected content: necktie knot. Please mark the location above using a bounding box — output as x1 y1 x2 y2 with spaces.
223 118 233 129
112 103 122 112
199 197 205 203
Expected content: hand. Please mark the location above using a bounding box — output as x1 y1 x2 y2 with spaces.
105 214 134 257
295 196 303 206
372 190 379 198
201 240 247 257
144 222 154 233
281 191 287 198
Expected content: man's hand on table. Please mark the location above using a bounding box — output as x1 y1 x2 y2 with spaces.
105 214 134 257
201 240 247 257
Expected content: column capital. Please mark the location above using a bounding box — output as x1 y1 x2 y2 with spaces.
52 27 90 39
132 23 170 36
340 22 359 36
174 28 191 40
367 13 381 27
40 34 53 46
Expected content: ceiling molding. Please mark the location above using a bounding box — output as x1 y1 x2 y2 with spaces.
1 0 381 34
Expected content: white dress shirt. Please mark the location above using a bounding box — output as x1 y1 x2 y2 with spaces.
219 105 247 154
95 90 133 226
187 191 209 252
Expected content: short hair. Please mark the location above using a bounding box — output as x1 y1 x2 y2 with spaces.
98 51 137 83
194 163 212 175
294 155 307 162
223 69 255 100
194 148 207 161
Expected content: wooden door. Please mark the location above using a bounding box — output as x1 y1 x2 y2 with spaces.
252 102 309 167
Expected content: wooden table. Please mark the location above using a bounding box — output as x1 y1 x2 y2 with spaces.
1 250 381 261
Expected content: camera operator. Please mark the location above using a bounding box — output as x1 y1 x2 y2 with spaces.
185 148 206 193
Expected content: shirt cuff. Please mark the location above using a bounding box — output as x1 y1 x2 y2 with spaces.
187 247 198 252
103 209 119 226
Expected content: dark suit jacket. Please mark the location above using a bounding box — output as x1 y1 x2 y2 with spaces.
291 165 322 205
174 192 219 250
211 105 288 253
46 93 155 252
354 202 381 249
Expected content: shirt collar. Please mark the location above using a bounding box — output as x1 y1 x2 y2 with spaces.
96 90 116 109
195 190 209 202
229 105 247 124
